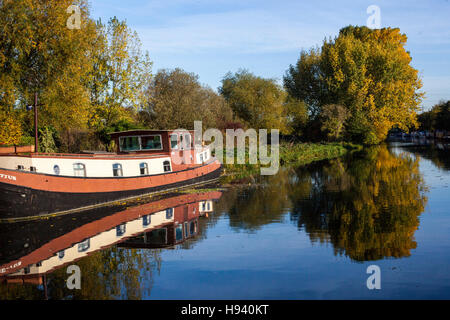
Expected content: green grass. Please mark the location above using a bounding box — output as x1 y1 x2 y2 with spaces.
221 142 361 184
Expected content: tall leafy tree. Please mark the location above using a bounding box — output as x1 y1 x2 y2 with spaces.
284 48 325 118
435 101 450 131
285 26 424 144
319 104 349 141
219 70 289 133
143 68 233 130
0 0 98 133
88 17 153 129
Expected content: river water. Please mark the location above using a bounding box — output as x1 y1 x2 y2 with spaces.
1 141 449 299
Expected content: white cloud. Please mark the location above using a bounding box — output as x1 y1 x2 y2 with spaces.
134 9 336 54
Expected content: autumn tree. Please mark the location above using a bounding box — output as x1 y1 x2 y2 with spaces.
319 104 349 141
284 48 325 118
0 0 98 133
417 100 450 132
435 101 450 131
417 109 438 132
142 68 233 130
219 70 289 133
87 17 153 130
285 26 424 144
284 96 309 136
0 111 22 145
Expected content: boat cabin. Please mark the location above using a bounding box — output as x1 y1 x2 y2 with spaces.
0 129 213 179
109 130 197 154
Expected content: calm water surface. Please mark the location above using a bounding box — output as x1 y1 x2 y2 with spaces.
1 142 450 299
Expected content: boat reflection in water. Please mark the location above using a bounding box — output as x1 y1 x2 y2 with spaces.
0 189 222 288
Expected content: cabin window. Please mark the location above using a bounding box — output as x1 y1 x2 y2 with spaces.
141 135 162 150
58 250 65 259
163 160 171 172
53 165 60 175
170 134 179 149
175 224 183 242
120 136 140 151
200 154 204 163
166 208 173 219
30 166 37 172
190 221 196 235
140 162 149 175
73 163 86 177
78 239 90 252
184 222 188 238
184 134 192 150
116 224 126 237
143 215 151 227
17 165 24 170
113 163 123 177
24 266 30 275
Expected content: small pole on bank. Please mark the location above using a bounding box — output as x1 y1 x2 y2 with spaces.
34 92 38 153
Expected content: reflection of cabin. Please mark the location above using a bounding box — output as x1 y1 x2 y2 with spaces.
0 192 221 284
2 208 174 282
199 200 214 214
119 200 206 249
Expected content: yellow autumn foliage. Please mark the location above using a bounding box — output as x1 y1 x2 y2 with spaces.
0 112 22 145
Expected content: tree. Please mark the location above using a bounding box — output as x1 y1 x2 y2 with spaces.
219 70 289 133
87 17 153 130
284 26 424 144
435 101 450 131
284 96 308 135
417 100 450 132
0 111 22 145
319 104 349 141
0 0 98 132
284 48 325 118
143 68 233 130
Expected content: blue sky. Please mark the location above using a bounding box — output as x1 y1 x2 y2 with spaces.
90 0 450 111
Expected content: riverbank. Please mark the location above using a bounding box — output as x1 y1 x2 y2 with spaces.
221 142 362 184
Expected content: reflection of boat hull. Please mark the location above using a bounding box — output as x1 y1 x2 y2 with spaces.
0 190 222 281
0 161 222 221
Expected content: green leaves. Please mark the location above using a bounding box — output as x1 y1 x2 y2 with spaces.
285 26 424 144
219 70 289 133
87 17 153 130
143 68 233 130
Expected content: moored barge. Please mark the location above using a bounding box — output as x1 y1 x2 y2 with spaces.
0 129 222 221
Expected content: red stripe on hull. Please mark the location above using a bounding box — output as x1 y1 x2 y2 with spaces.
0 160 221 194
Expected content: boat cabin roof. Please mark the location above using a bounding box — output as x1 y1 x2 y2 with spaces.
108 129 195 139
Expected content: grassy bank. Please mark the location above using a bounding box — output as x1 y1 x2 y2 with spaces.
221 142 361 184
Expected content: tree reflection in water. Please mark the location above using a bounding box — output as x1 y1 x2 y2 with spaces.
291 145 428 261
218 144 428 262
